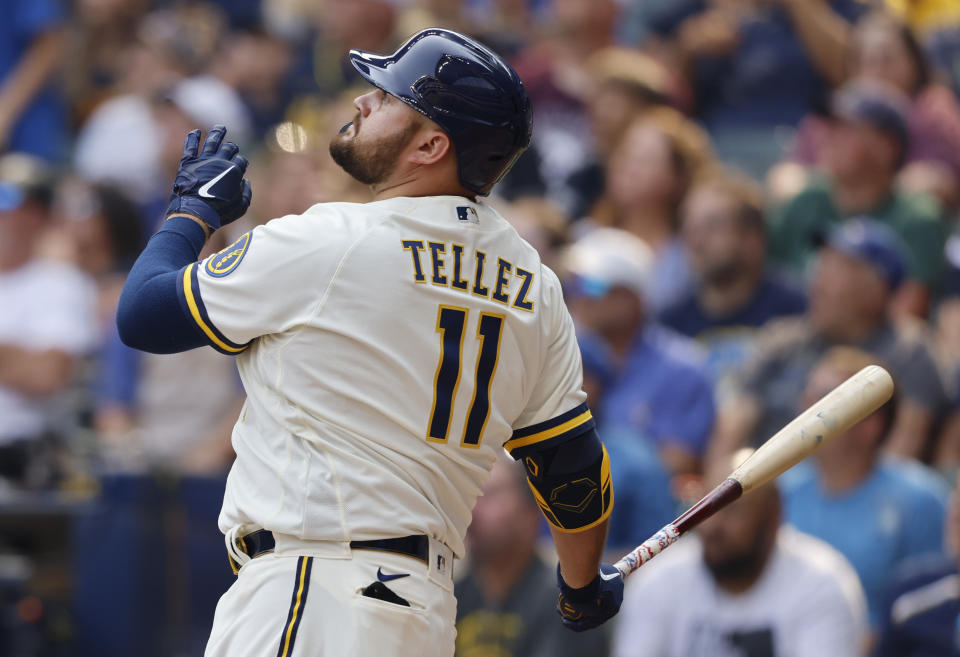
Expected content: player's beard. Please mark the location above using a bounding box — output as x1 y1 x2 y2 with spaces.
329 117 420 185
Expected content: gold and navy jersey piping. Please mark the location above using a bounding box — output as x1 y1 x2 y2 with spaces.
504 402 595 456
177 262 250 355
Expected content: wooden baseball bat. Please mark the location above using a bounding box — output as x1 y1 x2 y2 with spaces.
613 364 894 579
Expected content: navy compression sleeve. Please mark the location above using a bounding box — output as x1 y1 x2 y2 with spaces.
116 216 210 354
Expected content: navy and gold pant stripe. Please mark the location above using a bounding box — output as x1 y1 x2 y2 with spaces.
176 263 249 355
276 556 313 657
504 402 595 457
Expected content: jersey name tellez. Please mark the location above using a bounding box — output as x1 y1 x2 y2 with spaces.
401 239 535 312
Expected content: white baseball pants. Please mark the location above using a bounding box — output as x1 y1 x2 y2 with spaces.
204 533 457 657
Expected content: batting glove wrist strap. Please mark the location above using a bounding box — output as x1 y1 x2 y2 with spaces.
166 125 252 231
557 567 600 603
556 563 623 632
165 197 221 232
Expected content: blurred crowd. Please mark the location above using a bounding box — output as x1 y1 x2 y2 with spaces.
4 0 960 655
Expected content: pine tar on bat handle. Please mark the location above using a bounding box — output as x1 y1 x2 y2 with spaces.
613 364 894 579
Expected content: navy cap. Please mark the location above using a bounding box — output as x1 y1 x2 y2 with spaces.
826 218 908 289
830 81 910 149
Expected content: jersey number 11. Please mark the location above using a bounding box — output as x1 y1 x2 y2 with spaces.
428 305 504 447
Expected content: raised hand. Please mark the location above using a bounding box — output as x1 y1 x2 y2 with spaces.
165 125 252 231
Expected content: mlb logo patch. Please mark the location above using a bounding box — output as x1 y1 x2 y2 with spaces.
456 206 479 224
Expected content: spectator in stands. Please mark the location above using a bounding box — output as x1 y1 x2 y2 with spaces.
785 11 960 213
73 4 245 226
613 448 868 657
873 472 960 657
661 170 806 397
563 47 675 220
63 0 148 128
643 0 867 177
0 154 98 488
855 12 960 187
769 79 947 318
589 108 713 314
0 0 67 161
455 456 610 657
564 227 715 476
715 218 947 463
505 0 622 209
54 179 143 279
578 336 679 555
781 346 950 630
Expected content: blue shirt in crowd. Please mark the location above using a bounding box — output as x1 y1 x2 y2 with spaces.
659 272 806 385
0 0 66 161
599 325 716 457
601 426 678 551
781 459 950 628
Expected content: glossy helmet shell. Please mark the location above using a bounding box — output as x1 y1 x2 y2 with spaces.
349 28 533 196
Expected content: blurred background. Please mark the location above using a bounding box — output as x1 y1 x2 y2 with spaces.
3 0 960 655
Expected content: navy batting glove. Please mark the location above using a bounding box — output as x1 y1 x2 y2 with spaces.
556 562 624 632
165 125 252 231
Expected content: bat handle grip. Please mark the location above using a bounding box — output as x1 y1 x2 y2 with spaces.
613 478 743 579
613 523 681 578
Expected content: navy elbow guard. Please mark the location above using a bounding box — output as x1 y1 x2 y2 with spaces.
520 428 613 532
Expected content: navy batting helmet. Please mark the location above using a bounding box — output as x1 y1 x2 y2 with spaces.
349 28 533 196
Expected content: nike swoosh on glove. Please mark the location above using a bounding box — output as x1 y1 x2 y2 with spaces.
556 562 624 632
165 124 252 231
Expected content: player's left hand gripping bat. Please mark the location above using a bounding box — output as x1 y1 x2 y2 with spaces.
613 364 895 579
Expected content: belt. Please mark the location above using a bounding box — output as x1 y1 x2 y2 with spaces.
230 530 431 573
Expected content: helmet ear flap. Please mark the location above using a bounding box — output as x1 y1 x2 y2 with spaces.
348 28 533 196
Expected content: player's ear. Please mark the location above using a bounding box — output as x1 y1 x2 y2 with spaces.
409 128 451 166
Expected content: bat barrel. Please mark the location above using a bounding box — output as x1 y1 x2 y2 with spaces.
613 365 894 579
730 364 893 494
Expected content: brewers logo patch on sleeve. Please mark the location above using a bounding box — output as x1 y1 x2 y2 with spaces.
206 231 252 277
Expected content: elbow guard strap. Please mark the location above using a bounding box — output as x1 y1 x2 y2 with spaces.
520 428 613 533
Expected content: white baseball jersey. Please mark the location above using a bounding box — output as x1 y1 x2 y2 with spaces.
177 195 592 557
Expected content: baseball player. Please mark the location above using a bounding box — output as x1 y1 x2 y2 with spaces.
117 28 622 656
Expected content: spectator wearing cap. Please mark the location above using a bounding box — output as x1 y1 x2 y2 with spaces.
780 346 950 632
714 218 948 466
661 169 807 399
768 79 947 319
564 227 715 476
0 154 98 487
787 12 960 212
